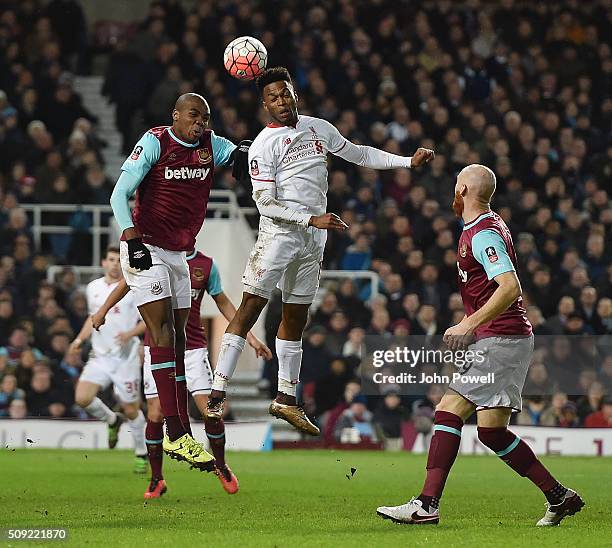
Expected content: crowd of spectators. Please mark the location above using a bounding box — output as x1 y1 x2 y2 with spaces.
0 1 610 438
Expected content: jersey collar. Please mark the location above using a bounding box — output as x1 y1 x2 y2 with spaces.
168 128 199 148
186 250 197 260
267 115 300 129
463 211 493 231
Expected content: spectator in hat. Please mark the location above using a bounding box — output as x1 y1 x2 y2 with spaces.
558 401 580 428
334 394 377 442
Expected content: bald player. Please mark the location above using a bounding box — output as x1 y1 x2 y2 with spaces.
377 165 584 526
110 93 250 471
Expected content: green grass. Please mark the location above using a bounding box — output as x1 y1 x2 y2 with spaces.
0 449 609 547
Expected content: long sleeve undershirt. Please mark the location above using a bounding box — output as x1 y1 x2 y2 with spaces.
252 137 412 227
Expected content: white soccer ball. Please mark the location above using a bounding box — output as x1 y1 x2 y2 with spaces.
223 36 268 81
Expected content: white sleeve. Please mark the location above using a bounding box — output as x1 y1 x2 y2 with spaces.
249 139 312 228
325 121 412 169
85 282 95 315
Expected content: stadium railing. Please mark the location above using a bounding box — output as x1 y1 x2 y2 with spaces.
25 192 380 300
22 190 250 267
319 270 380 303
22 203 117 267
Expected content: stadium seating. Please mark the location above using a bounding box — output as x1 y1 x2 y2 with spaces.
0 0 610 438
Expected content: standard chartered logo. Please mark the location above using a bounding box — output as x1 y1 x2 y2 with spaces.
164 167 210 180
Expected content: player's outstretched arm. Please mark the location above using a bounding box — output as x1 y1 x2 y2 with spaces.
91 278 130 331
326 121 434 169
211 292 273 359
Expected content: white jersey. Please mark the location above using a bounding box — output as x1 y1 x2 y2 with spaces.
249 115 339 218
86 277 140 359
248 114 412 231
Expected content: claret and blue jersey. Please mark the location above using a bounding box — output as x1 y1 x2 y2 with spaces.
457 211 532 339
110 126 236 252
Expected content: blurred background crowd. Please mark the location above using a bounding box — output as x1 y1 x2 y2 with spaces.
0 0 610 441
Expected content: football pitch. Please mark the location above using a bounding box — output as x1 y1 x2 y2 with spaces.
1 449 609 547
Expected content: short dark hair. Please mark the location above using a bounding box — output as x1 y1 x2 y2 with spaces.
106 245 120 256
256 67 292 94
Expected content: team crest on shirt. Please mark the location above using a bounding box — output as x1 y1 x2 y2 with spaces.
460 242 468 257
130 145 143 160
197 149 212 165
250 159 259 176
169 152 176 161
485 246 499 263
193 267 204 281
284 137 292 145
150 281 163 295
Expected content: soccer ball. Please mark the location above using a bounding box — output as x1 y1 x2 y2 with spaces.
224 36 268 81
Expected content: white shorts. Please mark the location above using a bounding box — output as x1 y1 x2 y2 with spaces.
80 352 142 404
143 346 213 399
120 241 191 310
243 223 327 304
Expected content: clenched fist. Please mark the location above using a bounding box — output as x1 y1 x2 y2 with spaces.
411 147 435 168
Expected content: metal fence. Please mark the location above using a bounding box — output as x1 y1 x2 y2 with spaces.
26 193 379 301
21 190 250 267
21 203 116 268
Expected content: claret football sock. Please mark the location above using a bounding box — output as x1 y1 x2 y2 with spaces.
544 482 570 506
417 496 439 511
149 346 184 440
205 416 226 469
419 411 464 504
477 427 562 500
145 420 164 480
174 352 192 435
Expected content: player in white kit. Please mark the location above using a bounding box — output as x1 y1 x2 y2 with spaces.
207 67 434 434
71 246 148 472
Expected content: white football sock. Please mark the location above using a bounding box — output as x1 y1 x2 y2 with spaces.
127 410 147 456
212 333 246 392
276 337 302 397
84 397 116 424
